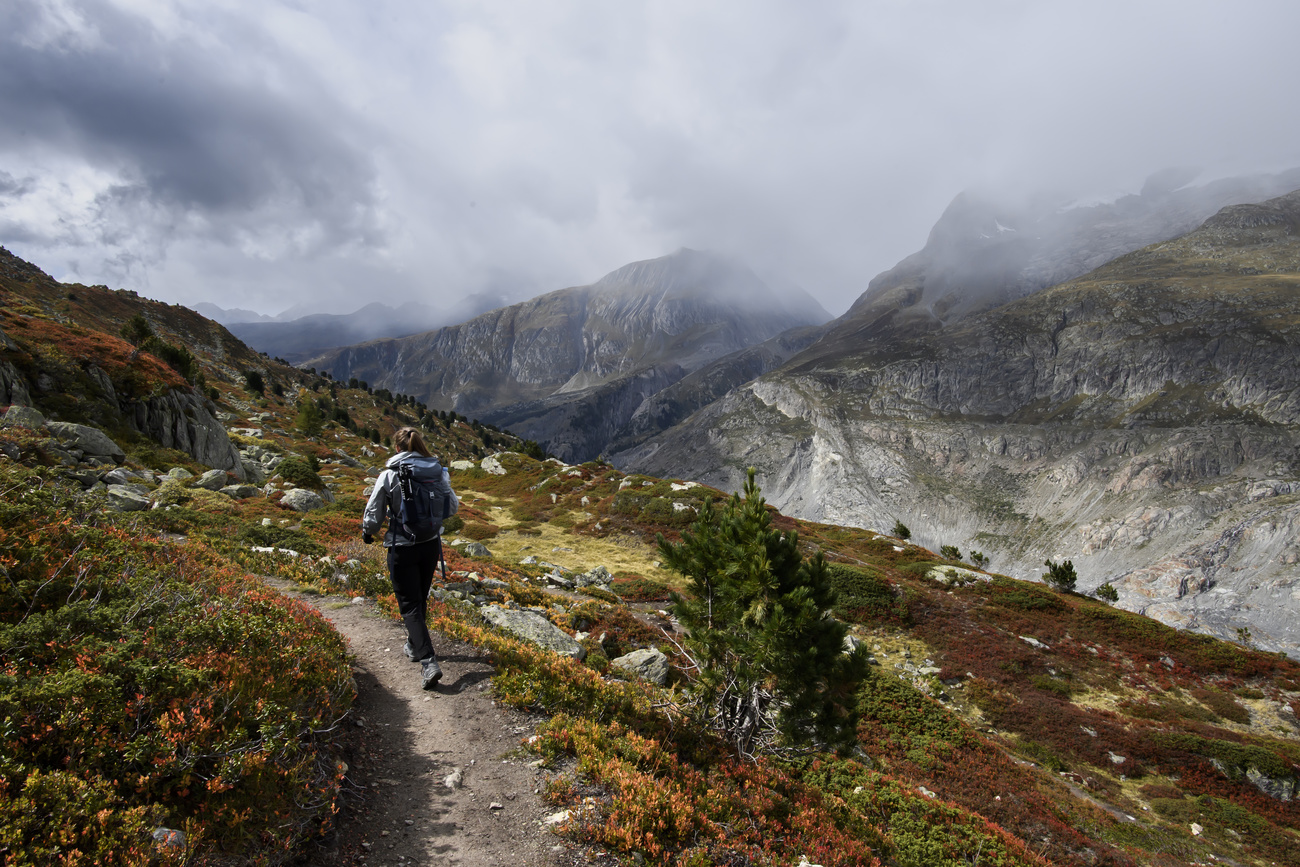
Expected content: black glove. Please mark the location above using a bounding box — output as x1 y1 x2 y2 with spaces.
362 532 374 545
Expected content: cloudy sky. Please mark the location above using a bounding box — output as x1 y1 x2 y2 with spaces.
2 0 1299 318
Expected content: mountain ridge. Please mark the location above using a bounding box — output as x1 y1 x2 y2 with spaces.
307 248 829 461
613 189 1300 658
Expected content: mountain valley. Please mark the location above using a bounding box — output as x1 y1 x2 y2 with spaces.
1 244 1299 866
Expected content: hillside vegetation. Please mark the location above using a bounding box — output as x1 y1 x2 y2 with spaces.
1 249 1299 865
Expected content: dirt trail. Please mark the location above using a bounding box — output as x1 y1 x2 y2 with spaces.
268 580 574 867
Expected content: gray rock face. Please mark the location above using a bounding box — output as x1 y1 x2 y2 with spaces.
46 422 126 463
0 358 32 408
619 190 1300 659
479 606 586 661
105 485 151 511
611 648 670 685
126 391 245 480
280 488 326 512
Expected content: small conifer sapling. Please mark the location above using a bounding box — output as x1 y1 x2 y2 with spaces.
658 469 869 758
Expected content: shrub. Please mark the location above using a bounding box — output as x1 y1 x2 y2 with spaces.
243 369 265 395
443 514 465 534
276 456 323 490
610 573 674 603
1095 582 1119 603
969 550 989 569
939 545 960 560
826 563 910 624
892 520 911 540
1191 688 1251 725
296 398 324 437
1042 558 1077 593
659 469 869 756
235 523 328 557
460 521 500 540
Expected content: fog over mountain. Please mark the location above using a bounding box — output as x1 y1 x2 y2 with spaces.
2 1 1299 317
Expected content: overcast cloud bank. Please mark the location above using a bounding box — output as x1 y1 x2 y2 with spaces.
2 0 1299 317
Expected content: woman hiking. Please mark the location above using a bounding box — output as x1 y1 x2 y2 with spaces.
362 427 458 690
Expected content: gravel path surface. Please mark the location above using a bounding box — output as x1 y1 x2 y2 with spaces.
268 580 578 867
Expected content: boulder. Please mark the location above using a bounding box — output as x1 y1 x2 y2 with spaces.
332 449 362 469
450 460 475 471
195 469 228 491
219 484 262 499
241 459 268 484
125 390 245 479
2 405 45 429
281 488 326 512
611 648 670 685
46 422 126 463
462 541 492 557
479 607 586 660
105 485 151 512
574 565 612 587
480 456 507 475
101 467 139 486
164 467 194 480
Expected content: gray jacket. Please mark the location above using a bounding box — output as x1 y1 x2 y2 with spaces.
362 452 459 547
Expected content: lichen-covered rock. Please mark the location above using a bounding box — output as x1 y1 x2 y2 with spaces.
219 484 262 499
194 469 228 491
927 565 991 587
46 422 126 463
2 405 45 429
573 565 612 588
164 467 194 480
479 606 586 661
105 485 151 512
280 488 326 512
611 647 670 685
462 541 492 557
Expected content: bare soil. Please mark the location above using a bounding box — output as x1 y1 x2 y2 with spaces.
268 580 589 867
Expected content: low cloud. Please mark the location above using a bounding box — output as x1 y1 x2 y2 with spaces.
1 0 1298 316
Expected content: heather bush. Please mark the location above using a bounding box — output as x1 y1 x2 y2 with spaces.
0 468 353 864
826 563 911 625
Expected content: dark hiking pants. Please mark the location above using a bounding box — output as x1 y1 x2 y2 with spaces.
387 538 441 663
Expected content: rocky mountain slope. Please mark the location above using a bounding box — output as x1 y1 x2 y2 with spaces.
616 190 1300 659
308 249 829 462
843 168 1300 336
224 295 504 364
0 248 258 477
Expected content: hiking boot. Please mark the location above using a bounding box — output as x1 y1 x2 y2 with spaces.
403 642 418 662
421 659 443 690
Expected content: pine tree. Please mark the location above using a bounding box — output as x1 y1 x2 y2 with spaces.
658 469 868 758
295 397 323 438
